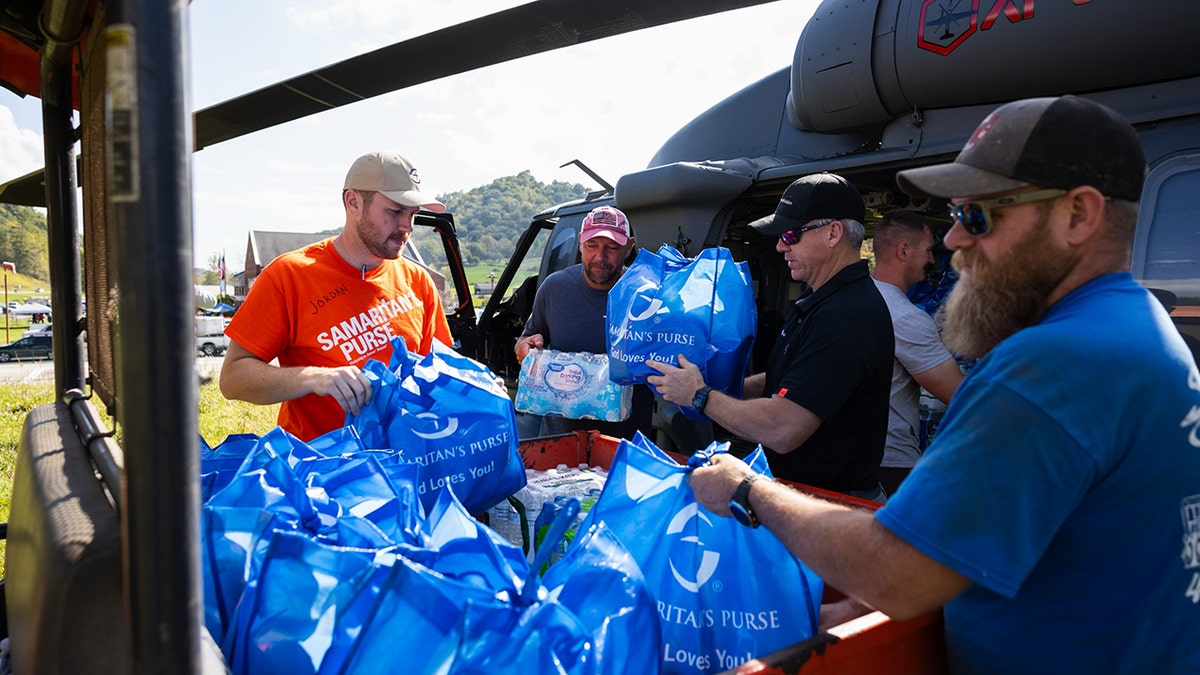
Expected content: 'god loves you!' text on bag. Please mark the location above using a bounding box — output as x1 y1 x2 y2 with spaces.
606 245 755 419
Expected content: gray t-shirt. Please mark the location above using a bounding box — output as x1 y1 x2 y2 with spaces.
874 279 956 467
522 264 654 440
522 264 609 353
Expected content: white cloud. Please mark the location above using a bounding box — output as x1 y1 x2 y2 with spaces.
0 103 46 182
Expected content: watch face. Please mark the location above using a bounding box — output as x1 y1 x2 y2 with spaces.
729 501 754 528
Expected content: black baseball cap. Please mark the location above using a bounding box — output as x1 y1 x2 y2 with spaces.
749 173 866 236
896 95 1145 201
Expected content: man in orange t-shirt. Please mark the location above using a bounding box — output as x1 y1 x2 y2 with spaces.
221 151 453 441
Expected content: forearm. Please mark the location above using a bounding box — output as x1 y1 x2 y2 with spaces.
914 358 964 405
705 390 819 454
750 479 966 619
220 354 320 405
742 372 767 398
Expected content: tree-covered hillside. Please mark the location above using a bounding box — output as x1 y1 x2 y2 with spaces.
0 204 49 283
434 170 591 266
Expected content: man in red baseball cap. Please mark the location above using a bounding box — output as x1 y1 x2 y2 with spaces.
515 205 654 440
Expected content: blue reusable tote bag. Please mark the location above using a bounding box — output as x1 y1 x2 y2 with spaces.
578 434 823 675
348 338 527 516
607 245 755 420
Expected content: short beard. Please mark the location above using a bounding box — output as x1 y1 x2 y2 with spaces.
357 212 406 260
940 225 1075 360
585 261 620 287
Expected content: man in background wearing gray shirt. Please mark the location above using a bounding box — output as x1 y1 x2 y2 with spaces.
872 210 963 494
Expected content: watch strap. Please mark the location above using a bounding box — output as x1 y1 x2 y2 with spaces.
729 472 762 528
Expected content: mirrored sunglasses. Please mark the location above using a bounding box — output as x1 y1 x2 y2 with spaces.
947 189 1067 236
778 219 834 246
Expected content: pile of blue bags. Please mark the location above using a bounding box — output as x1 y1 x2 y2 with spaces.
201 428 660 675
199 336 824 674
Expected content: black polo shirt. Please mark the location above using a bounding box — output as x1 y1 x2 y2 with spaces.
762 260 893 493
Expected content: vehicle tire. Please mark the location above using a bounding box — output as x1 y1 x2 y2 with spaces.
0 353 10 362
202 343 216 356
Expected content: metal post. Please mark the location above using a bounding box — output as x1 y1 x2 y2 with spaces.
39 57 85 394
105 0 202 672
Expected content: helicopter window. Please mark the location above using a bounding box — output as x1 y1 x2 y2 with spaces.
1133 154 1200 307
540 215 584 282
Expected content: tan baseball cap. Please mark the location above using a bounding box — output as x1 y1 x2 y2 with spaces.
343 151 446 213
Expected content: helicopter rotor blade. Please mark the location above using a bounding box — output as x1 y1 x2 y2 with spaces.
194 0 781 150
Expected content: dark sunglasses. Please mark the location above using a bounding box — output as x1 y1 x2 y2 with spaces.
778 219 835 245
947 189 1067 236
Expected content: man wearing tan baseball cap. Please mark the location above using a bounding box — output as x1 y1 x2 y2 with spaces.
221 151 453 441
343 151 446 213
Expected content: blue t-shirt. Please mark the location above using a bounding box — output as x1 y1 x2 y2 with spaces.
876 272 1200 673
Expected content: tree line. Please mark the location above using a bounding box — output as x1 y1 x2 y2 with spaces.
429 170 591 267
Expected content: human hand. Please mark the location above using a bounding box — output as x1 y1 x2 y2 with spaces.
688 452 753 518
515 333 545 362
308 366 374 416
646 354 706 407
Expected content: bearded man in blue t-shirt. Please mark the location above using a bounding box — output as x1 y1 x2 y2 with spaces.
687 95 1200 673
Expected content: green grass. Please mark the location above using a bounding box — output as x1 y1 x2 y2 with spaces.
0 375 280 570
198 378 281 446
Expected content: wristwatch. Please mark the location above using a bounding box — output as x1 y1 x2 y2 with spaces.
728 473 762 528
692 385 714 413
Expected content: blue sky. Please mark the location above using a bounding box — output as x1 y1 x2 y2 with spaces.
0 0 820 269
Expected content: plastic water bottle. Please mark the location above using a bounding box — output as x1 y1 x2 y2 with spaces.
506 464 608 561
532 489 602 571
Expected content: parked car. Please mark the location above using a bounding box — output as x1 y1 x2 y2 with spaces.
23 323 52 338
0 334 52 362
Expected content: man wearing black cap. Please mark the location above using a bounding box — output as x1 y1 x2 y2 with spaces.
648 172 894 500
686 96 1200 672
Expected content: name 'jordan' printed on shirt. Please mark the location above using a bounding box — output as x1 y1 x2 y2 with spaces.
316 290 424 362
308 283 350 315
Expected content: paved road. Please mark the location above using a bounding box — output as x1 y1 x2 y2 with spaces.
0 355 226 385
0 358 54 384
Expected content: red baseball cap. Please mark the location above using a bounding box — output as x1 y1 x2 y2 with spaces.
580 206 631 245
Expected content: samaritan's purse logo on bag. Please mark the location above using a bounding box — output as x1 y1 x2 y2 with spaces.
410 411 460 440
623 462 722 594
667 503 720 592
627 281 666 322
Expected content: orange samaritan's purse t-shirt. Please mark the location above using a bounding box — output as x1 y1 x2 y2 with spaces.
226 238 453 441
